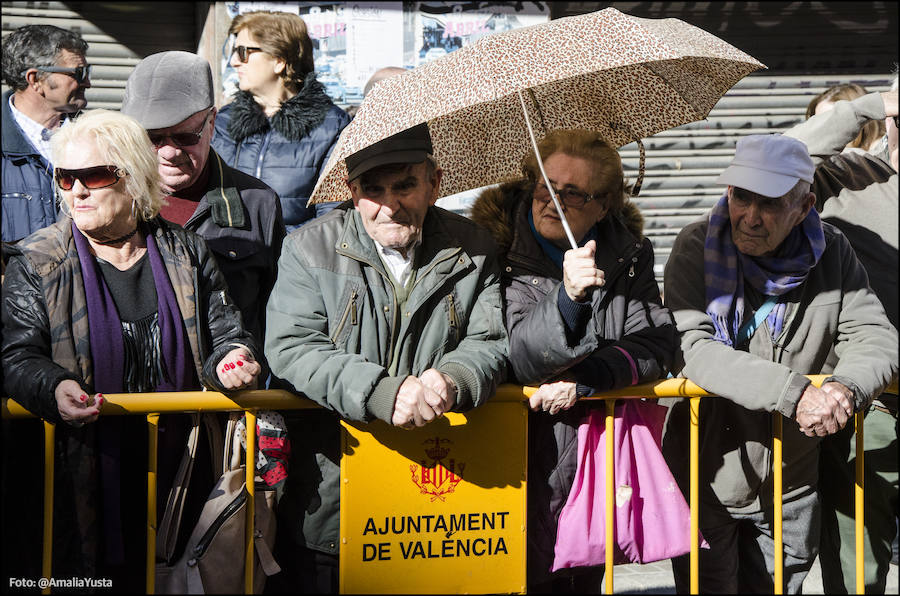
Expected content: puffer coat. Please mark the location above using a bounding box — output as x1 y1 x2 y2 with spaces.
1 216 258 577
470 180 677 584
211 74 351 231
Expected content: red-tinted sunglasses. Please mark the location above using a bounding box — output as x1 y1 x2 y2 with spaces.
55 165 127 190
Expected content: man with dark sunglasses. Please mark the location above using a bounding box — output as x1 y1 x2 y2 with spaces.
1 24 90 243
121 51 285 375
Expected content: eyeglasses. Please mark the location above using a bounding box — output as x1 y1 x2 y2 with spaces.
231 45 264 63
533 181 600 209
55 165 127 191
24 65 92 85
147 109 214 148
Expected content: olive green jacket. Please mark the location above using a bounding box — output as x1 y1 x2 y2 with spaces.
265 202 508 554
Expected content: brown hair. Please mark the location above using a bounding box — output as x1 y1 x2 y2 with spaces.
521 129 628 215
806 84 885 151
229 11 315 90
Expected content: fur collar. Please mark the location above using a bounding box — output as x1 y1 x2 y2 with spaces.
225 72 335 143
470 179 645 259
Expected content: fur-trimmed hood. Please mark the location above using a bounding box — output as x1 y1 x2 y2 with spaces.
470 178 645 258
225 72 335 143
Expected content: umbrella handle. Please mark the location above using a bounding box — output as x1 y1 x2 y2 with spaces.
517 90 578 250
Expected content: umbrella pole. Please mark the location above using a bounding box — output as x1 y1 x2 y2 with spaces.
516 90 578 250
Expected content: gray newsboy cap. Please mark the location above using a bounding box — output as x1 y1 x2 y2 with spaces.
121 51 214 130
345 123 433 181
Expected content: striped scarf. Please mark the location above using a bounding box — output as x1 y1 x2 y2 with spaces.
704 194 825 346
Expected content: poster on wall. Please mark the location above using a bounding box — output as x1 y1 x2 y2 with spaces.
224 1 548 108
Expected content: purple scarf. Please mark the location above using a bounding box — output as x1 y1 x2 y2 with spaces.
72 221 195 564
703 194 825 346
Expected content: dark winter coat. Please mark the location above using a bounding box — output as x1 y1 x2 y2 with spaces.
470 180 677 584
211 74 350 231
2 89 59 243
1 217 257 577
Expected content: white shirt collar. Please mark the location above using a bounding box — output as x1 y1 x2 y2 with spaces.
373 237 420 287
8 94 59 164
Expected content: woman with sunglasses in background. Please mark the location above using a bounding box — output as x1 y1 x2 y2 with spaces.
1 109 261 589
470 129 678 593
211 10 351 232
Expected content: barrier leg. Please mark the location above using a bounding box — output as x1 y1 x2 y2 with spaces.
773 414 783 595
147 414 159 594
690 397 700 595
42 421 55 595
245 410 257 595
605 399 615 594
855 410 864 595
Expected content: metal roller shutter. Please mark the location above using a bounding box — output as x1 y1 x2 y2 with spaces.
1 1 201 110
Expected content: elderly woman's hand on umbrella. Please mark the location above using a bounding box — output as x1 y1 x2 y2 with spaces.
563 240 606 302
55 379 103 427
216 346 261 390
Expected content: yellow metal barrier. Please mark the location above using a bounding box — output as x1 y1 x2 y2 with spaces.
3 377 896 594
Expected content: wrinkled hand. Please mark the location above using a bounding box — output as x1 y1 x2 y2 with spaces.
529 380 579 415
216 347 261 390
419 368 457 416
795 382 853 437
55 379 102 427
392 376 439 428
563 240 605 303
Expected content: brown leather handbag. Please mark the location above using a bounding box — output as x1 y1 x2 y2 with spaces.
155 413 280 593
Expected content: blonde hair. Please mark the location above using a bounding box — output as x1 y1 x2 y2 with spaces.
521 129 628 215
806 84 885 151
50 109 164 221
229 11 315 90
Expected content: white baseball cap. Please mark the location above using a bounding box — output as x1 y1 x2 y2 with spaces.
716 134 815 198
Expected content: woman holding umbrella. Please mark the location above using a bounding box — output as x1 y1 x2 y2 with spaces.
471 129 678 592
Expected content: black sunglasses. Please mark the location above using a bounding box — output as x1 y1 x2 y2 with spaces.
147 109 214 148
25 64 92 85
55 165 126 191
231 45 264 63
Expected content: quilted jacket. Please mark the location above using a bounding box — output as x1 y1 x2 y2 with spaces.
211 74 350 231
1 90 59 242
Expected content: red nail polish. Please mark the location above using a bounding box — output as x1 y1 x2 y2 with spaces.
79 395 87 402
237 361 243 367
98 397 104 405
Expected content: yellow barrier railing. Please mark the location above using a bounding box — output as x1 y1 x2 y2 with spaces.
3 377 896 594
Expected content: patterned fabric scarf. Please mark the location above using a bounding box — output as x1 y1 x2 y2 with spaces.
704 193 825 346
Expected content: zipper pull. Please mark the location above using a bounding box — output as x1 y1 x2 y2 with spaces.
351 291 358 325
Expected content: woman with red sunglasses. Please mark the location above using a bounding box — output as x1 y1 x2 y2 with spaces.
1 108 261 588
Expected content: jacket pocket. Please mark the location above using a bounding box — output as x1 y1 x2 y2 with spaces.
330 288 358 346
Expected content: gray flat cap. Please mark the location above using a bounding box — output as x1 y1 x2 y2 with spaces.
121 51 214 129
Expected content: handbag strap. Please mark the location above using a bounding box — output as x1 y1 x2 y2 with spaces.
736 295 778 345
156 412 201 562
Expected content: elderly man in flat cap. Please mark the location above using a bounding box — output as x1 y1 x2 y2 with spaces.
121 51 285 364
264 123 508 592
661 133 897 593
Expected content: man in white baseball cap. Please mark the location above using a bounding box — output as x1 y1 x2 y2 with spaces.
661 133 897 593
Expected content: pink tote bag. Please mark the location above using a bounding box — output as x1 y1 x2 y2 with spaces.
551 400 706 570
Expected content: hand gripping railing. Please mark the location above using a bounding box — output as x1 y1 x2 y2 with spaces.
3 376 896 594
